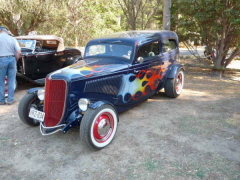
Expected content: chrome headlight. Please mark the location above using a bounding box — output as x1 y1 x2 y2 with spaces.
37 89 45 101
78 98 90 111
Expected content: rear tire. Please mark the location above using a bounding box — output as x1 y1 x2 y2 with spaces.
80 105 118 150
18 93 40 126
164 69 184 98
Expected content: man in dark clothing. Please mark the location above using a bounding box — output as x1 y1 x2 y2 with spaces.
0 26 21 105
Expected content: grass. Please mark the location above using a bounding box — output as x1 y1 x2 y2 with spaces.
124 154 240 180
142 159 159 172
169 155 240 179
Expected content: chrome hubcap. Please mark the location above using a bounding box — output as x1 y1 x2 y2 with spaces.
98 118 110 136
93 113 114 143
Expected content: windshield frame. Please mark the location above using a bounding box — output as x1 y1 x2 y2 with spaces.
17 39 36 52
84 43 134 62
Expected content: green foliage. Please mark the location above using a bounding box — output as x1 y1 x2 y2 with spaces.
0 0 58 35
0 0 123 46
0 0 161 46
1 0 239 69
171 0 240 73
118 0 162 30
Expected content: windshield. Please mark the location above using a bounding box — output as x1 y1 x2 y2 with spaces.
17 40 36 50
85 43 133 60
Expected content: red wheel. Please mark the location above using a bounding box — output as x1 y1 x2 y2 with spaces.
80 104 118 150
164 69 184 98
175 70 184 95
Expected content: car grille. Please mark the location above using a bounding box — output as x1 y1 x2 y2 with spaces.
44 78 67 127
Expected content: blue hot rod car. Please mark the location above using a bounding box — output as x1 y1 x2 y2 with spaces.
18 30 184 150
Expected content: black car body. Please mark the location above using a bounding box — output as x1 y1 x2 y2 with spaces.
16 35 82 85
18 30 184 150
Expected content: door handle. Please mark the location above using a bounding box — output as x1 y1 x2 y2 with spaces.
134 70 140 74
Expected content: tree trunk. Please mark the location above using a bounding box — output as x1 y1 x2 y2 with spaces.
163 0 171 30
224 48 240 67
212 56 223 78
75 36 78 48
212 69 223 78
212 26 225 78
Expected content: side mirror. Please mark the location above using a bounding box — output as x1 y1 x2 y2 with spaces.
137 57 144 64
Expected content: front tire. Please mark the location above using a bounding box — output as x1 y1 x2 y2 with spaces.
164 69 184 98
80 105 118 150
18 93 40 126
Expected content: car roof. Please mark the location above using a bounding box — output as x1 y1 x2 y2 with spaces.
87 30 178 46
15 35 64 51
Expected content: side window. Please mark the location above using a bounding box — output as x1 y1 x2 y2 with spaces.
138 41 160 59
162 39 176 53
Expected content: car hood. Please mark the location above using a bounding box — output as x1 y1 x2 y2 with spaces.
49 58 129 80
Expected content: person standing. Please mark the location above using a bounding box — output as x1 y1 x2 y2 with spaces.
0 26 21 105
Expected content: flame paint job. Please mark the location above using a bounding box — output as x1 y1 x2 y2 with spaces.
119 65 165 103
53 61 128 79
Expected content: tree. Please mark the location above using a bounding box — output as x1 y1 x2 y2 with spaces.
118 0 162 30
172 0 240 77
0 0 57 36
0 0 122 46
56 0 122 46
162 0 171 30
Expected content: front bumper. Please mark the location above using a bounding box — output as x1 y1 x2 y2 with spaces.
40 122 66 135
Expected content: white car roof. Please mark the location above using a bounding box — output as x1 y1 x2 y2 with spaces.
15 35 64 51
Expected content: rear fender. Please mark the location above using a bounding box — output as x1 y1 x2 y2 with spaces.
156 64 184 91
73 55 83 63
64 55 83 66
166 64 184 79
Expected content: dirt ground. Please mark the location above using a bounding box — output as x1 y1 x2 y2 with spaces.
0 66 240 180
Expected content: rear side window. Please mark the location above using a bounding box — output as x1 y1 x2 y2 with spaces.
42 40 59 50
138 41 160 59
162 39 176 53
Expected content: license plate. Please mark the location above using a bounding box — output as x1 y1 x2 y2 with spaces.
29 108 45 122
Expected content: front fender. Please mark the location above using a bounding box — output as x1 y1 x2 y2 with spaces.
88 101 119 122
89 100 115 110
166 64 184 79
27 87 44 94
64 55 83 66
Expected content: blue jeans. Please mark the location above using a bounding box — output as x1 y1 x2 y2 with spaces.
0 56 16 103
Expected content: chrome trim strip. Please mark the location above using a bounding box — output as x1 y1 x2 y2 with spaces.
22 57 26 74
